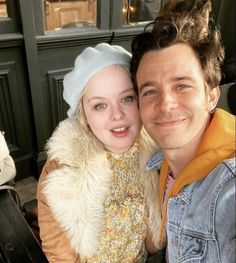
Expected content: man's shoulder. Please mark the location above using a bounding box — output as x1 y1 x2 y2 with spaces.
212 157 236 183
222 157 236 174
184 158 236 218
195 157 235 193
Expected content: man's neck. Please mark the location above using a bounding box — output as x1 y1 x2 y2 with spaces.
164 114 212 178
164 146 198 178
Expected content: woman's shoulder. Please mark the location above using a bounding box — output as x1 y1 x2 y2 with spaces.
37 159 61 193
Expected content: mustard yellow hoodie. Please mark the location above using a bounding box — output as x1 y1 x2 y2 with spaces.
159 108 235 239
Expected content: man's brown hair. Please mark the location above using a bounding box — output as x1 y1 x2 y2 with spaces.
131 0 225 92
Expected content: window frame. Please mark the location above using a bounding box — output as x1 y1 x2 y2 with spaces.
0 0 20 34
34 0 165 36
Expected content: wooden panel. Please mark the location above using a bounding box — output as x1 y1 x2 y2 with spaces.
0 54 35 181
0 62 20 153
47 69 70 128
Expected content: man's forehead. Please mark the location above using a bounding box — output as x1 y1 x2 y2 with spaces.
137 45 203 78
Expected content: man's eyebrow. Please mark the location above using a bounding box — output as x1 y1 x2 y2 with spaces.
138 81 158 93
138 76 196 93
170 76 195 82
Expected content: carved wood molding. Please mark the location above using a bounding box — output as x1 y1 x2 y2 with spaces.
47 68 71 128
0 34 24 49
0 61 19 153
36 30 137 50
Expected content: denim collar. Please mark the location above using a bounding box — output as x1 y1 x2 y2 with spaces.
146 150 163 171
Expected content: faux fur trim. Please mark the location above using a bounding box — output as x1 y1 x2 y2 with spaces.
43 118 111 257
139 129 162 249
43 118 161 257
45 117 105 167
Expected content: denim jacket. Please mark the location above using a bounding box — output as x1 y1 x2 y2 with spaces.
147 153 236 263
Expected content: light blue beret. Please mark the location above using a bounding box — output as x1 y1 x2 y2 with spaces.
63 43 131 117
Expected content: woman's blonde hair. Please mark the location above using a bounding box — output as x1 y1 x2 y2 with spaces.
75 89 90 133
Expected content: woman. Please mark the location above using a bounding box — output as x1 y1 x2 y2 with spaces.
37 43 161 263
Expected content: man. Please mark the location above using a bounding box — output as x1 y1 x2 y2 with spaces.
131 0 235 262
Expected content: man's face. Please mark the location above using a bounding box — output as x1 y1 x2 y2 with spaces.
136 43 219 151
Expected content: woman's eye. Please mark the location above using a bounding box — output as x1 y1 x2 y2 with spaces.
122 95 136 103
94 103 106 110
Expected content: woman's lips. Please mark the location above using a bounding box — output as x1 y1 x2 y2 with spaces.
111 126 129 137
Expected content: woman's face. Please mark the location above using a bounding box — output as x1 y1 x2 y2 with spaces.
83 65 142 153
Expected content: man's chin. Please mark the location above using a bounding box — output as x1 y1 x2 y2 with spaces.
161 146 182 151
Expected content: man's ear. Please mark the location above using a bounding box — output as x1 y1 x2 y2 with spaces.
208 86 220 111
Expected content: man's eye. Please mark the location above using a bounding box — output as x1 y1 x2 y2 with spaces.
143 90 157 96
122 95 136 103
177 84 189 90
94 103 106 110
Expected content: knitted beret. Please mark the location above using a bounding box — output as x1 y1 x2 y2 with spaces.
63 43 131 117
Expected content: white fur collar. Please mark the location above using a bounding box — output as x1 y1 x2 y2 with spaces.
43 118 161 257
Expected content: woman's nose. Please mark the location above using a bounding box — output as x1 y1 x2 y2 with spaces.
110 104 125 121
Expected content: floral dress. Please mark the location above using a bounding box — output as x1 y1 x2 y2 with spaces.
82 143 148 263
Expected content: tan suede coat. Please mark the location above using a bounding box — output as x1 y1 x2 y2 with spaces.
37 118 161 263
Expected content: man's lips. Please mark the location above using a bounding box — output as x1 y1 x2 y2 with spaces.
155 118 187 126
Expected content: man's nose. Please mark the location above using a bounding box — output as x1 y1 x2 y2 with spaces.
158 90 178 113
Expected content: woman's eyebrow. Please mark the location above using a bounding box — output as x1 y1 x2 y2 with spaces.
87 96 105 103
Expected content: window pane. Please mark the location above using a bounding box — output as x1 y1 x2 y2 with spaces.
122 0 161 25
44 0 96 31
0 0 8 17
